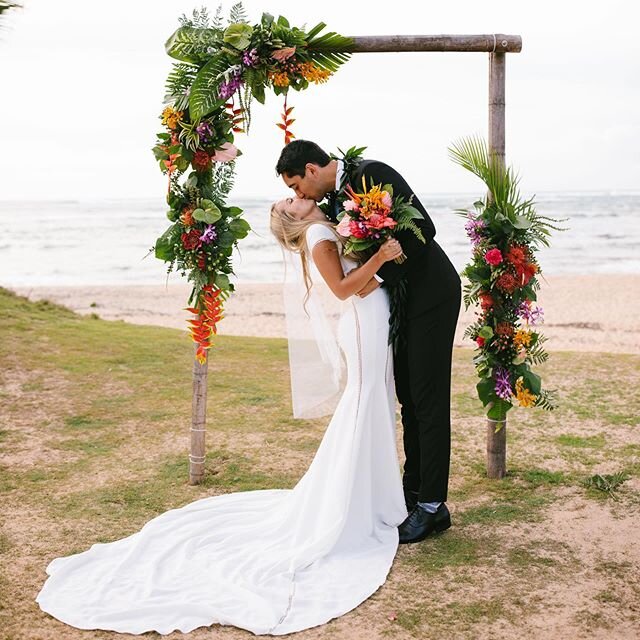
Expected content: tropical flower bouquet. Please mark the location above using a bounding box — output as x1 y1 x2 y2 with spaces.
335 175 426 263
448 136 567 423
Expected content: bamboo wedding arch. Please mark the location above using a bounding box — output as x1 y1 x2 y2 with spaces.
190 33 523 484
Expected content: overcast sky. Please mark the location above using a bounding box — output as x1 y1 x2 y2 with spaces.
0 0 638 200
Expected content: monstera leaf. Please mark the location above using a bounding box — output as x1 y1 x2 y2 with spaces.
165 26 222 64
189 54 228 120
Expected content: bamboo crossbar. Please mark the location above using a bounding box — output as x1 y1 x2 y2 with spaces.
350 34 522 54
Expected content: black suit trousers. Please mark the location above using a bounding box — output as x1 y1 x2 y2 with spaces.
393 289 462 503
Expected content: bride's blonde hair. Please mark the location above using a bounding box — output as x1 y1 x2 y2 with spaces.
269 202 338 306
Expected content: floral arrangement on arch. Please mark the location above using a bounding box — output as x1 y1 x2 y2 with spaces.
152 3 354 362
448 136 567 424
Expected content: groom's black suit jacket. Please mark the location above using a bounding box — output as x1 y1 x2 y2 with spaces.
332 159 461 318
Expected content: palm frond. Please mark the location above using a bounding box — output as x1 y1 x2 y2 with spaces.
305 26 354 72
0 0 20 16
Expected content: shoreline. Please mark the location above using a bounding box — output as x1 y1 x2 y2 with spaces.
7 274 640 354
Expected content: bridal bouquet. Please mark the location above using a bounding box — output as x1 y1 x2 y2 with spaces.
335 176 425 263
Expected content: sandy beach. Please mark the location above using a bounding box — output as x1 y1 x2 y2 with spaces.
9 274 640 354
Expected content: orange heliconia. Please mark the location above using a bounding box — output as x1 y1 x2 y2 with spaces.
185 285 224 364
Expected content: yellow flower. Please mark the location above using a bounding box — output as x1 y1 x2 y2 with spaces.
513 329 532 350
161 106 183 130
515 377 537 408
270 71 291 87
298 62 331 84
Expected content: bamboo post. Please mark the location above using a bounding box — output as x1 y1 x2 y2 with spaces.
487 417 507 478
189 339 208 485
486 51 507 478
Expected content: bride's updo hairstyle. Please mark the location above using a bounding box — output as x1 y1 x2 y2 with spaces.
270 201 337 306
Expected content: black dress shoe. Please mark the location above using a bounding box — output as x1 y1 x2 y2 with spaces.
403 488 419 513
398 503 451 544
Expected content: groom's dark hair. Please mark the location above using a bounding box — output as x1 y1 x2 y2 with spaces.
275 140 331 178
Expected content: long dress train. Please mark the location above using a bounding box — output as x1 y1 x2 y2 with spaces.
35 223 407 635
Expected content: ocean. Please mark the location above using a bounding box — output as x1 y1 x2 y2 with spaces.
1 192 638 287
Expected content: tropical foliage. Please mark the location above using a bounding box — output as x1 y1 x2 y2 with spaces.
0 1 20 22
449 136 567 423
153 4 353 361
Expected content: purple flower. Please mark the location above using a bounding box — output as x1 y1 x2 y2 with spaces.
242 48 259 67
218 71 243 100
199 224 217 245
195 121 213 144
464 212 487 245
494 366 513 400
517 301 545 325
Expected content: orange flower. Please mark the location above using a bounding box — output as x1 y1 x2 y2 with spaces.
180 207 194 227
513 329 532 349
515 377 537 407
270 71 291 87
185 285 224 363
345 177 392 219
161 106 183 130
298 61 331 84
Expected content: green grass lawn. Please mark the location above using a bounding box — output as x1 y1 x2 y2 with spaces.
1 286 638 640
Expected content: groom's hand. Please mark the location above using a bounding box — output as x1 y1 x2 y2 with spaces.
356 278 381 298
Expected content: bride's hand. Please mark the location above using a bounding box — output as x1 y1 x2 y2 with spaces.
377 238 404 263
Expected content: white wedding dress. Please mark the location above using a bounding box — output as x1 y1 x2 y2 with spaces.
35 224 407 635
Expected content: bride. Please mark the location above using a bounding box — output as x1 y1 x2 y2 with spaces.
35 197 408 636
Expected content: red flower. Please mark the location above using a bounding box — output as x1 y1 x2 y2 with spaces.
181 229 202 251
349 219 369 239
197 252 207 270
496 272 518 293
479 291 494 311
192 150 211 172
496 322 515 336
475 336 486 348
506 245 527 266
484 248 503 266
515 261 538 285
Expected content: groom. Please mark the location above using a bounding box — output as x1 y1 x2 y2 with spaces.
276 140 462 544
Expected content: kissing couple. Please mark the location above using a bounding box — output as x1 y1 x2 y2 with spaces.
35 140 462 636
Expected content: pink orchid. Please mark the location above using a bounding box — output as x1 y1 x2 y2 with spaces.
381 192 392 209
271 46 296 62
211 142 239 163
343 199 359 212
